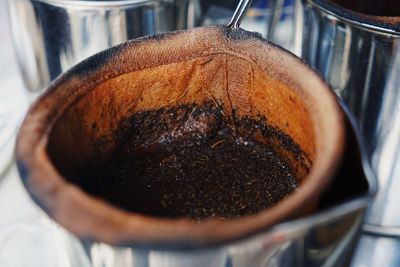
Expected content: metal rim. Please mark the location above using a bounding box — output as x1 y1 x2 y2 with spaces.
363 224 400 238
308 0 400 36
34 0 171 8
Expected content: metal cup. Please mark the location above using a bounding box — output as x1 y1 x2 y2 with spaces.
6 0 200 95
297 0 400 234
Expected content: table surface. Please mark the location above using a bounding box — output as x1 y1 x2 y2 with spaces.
1 0 399 266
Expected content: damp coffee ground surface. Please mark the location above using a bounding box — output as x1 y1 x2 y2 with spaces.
79 103 300 219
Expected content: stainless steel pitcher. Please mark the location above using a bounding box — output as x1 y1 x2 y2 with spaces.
6 0 200 95
298 0 400 234
285 1 400 265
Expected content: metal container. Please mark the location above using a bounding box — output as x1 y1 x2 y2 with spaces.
6 0 199 94
15 20 376 266
297 0 400 236
284 1 400 265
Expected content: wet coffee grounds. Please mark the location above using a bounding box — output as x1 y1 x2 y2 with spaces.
79 102 300 220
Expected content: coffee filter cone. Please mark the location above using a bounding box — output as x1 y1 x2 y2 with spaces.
16 26 345 248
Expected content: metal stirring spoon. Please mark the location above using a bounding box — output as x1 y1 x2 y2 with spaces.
227 0 253 29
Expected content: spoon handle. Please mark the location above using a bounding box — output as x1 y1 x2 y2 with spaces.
227 0 253 29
